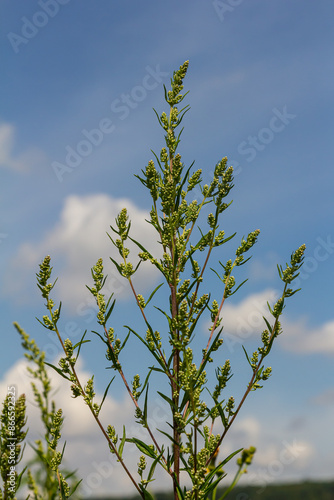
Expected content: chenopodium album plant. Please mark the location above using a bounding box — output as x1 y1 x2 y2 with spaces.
13 323 81 500
32 61 305 500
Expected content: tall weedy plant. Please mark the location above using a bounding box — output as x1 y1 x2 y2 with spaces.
17 61 305 499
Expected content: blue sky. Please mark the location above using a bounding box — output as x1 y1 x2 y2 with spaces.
1 0 334 496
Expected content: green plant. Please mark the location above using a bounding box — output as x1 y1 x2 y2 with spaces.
13 60 305 499
12 324 81 500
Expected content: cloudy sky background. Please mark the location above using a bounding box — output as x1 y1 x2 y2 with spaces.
1 1 334 497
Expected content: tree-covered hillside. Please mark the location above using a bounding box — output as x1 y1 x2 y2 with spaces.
92 480 334 500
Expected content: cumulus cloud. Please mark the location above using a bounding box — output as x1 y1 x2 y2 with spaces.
211 289 334 355
0 122 45 172
6 193 162 311
279 318 334 354
0 355 171 497
217 289 280 351
0 353 321 497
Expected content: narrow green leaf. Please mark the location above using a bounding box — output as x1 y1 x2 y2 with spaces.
109 256 123 275
229 279 248 297
100 377 115 411
142 489 155 500
262 316 273 333
210 267 224 283
143 385 149 423
121 331 131 351
91 330 107 344
105 297 116 323
145 282 164 307
73 331 89 359
157 428 178 446
147 449 164 481
157 391 176 410
44 363 71 382
129 438 156 458
242 345 252 367
118 426 126 458
69 479 83 497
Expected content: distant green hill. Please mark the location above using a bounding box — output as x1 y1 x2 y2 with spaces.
91 480 334 500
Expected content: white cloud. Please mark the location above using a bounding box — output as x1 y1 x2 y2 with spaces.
6 193 163 311
0 355 169 497
0 122 45 172
213 289 334 355
218 289 280 351
206 414 315 491
280 318 334 354
1 354 328 497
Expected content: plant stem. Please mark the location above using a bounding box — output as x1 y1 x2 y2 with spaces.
49 307 144 499
206 285 287 467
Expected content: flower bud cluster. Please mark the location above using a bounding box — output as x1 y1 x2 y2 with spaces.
192 293 208 313
116 208 130 240
237 446 256 469
145 329 162 351
83 377 95 406
137 455 147 476
167 60 189 106
258 329 270 355
278 243 306 286
176 279 190 300
235 229 260 258
107 425 118 449
49 409 63 451
225 396 235 417
87 258 109 325
190 259 201 279
36 255 55 300
50 451 62 471
136 294 146 309
105 328 122 369
213 230 225 247
223 275 235 298
132 374 141 401
187 169 202 191
213 359 231 401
